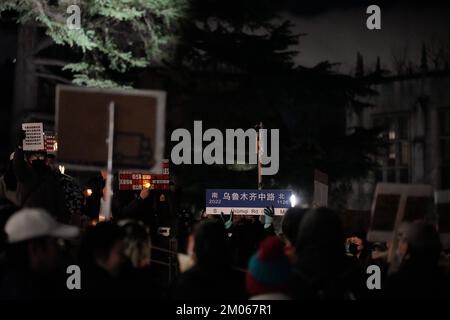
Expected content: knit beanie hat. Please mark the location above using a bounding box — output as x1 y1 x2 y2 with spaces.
246 236 291 296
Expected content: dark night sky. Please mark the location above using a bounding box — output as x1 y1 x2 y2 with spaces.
285 1 450 73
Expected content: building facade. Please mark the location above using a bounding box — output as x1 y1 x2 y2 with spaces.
346 74 450 210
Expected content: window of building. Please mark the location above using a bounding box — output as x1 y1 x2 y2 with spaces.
373 113 411 183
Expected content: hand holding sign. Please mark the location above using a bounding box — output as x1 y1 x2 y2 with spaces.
139 187 150 200
220 210 234 230
263 206 274 229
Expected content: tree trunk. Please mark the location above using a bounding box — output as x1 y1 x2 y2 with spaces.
11 24 38 146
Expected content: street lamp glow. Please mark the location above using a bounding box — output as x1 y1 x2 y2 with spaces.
290 194 298 208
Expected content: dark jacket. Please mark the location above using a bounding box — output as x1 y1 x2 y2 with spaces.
0 266 68 300
170 264 247 300
13 148 69 222
229 219 267 269
290 208 365 300
290 255 365 300
386 260 450 299
79 263 127 300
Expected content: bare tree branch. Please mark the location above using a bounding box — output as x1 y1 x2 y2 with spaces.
35 72 71 84
391 44 409 76
33 37 54 55
33 58 69 67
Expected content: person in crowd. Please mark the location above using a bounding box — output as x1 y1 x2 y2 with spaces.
386 221 449 299
118 220 152 268
0 208 79 299
56 169 84 218
0 153 19 206
83 171 106 220
112 186 152 223
79 221 128 299
145 191 178 284
117 219 166 299
290 207 366 300
44 153 87 226
13 132 69 222
345 234 366 259
225 208 273 269
151 191 177 238
246 236 292 300
177 208 195 253
85 170 154 225
170 220 247 300
281 207 307 264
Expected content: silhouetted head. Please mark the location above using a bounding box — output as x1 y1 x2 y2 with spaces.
118 220 151 268
191 220 229 269
80 222 127 277
295 207 346 279
281 207 308 263
397 221 442 267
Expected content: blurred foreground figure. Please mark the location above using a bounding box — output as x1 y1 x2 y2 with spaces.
79 222 128 299
386 221 450 299
118 220 165 300
281 207 307 264
290 207 365 300
170 220 246 300
246 236 292 300
0 208 79 299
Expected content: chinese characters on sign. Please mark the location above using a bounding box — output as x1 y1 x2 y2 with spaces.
22 122 45 151
205 189 293 216
118 160 170 191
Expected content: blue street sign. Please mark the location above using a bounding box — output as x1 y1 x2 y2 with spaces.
205 189 294 215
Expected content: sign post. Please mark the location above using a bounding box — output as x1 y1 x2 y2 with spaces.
100 102 115 221
313 169 328 207
256 122 263 190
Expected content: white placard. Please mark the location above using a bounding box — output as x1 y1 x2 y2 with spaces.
367 183 433 243
22 122 45 151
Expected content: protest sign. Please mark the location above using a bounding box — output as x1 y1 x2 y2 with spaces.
45 133 57 154
22 122 45 151
118 160 170 191
367 183 433 243
55 85 166 171
205 189 293 216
